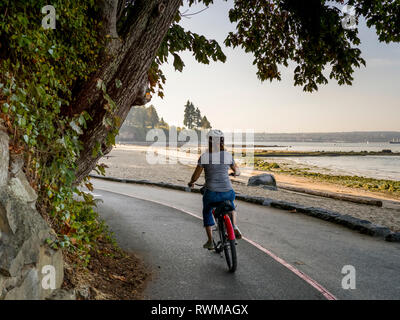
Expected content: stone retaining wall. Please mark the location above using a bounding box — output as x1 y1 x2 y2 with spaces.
0 127 71 300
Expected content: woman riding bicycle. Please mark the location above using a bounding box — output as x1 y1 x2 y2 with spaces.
188 129 242 250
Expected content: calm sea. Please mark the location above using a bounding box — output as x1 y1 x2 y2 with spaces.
251 142 400 181
252 141 400 153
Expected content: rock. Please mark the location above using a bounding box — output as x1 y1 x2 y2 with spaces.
262 199 273 206
46 289 76 300
0 188 56 279
247 174 277 190
0 276 8 297
0 201 14 235
4 269 40 300
369 225 391 238
8 171 38 208
385 232 400 242
0 130 9 187
236 194 265 205
0 271 20 299
263 185 277 191
89 286 110 300
0 243 23 277
76 286 90 299
270 200 298 211
9 154 24 176
93 198 104 206
0 189 50 241
0 234 40 277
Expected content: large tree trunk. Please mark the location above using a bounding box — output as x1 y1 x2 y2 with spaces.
70 0 181 183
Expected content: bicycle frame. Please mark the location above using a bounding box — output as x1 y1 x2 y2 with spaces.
212 208 238 272
212 209 236 241
223 214 235 241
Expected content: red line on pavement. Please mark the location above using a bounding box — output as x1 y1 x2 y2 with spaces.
243 237 337 300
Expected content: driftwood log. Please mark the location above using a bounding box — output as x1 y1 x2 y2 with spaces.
279 185 383 207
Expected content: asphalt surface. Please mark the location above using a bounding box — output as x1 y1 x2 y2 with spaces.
92 179 400 300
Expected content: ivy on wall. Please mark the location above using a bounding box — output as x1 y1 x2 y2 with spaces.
0 0 110 263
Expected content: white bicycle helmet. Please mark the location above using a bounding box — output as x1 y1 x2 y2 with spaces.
207 129 224 139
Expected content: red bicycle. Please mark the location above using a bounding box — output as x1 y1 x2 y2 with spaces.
212 201 237 273
198 186 237 273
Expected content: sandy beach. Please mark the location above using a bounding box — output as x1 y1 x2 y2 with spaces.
96 144 400 232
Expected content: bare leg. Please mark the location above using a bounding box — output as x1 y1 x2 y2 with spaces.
230 210 237 226
205 226 213 242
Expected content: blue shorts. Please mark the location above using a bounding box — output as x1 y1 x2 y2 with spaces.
202 189 236 227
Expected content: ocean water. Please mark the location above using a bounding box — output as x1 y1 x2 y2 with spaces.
280 156 400 181
252 142 400 181
252 141 400 153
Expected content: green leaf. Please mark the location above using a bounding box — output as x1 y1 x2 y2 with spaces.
96 79 106 93
2 103 9 113
172 53 184 72
69 121 83 135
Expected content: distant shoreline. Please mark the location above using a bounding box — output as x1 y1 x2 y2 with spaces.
116 141 400 157
253 150 400 157
116 129 400 146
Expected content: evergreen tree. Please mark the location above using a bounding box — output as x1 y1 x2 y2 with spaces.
183 100 196 129
157 117 169 130
200 116 212 129
194 107 202 129
146 105 160 128
130 106 147 128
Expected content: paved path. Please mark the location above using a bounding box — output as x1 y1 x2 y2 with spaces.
92 179 400 300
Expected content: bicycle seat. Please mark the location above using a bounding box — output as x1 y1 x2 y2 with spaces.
212 200 235 216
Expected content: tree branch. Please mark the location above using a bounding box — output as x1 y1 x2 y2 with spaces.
116 0 126 21
73 0 182 183
100 0 119 38
99 0 121 56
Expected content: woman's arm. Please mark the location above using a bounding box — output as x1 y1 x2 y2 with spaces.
230 162 241 176
188 165 203 188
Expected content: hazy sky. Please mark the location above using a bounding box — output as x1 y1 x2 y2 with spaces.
150 1 400 133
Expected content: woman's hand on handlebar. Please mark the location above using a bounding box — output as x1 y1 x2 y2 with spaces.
188 182 195 188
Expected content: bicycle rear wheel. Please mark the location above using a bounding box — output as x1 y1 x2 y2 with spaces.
219 217 237 273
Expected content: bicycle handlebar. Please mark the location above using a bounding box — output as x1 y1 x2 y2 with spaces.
189 171 237 188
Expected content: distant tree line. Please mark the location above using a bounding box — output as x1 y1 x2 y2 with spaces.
117 105 167 142
117 101 212 142
124 105 165 129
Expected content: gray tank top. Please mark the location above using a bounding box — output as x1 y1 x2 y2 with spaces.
198 151 235 192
